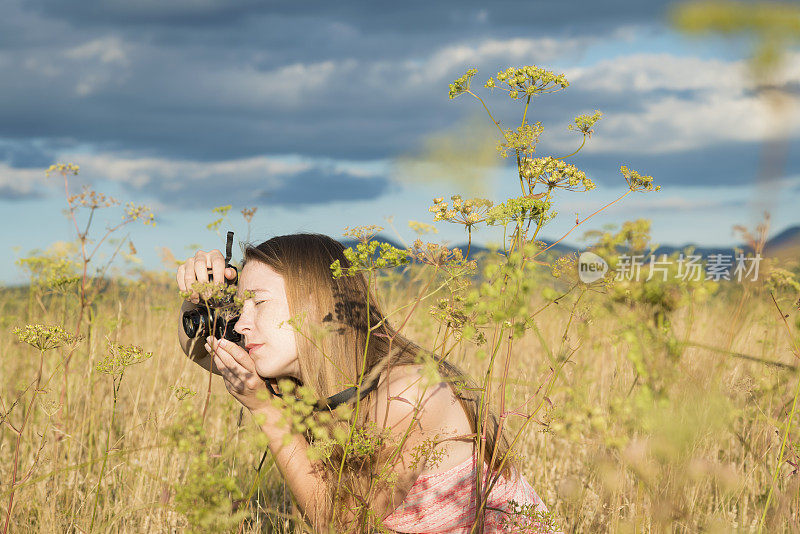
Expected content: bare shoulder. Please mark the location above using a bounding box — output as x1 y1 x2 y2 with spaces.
371 364 474 473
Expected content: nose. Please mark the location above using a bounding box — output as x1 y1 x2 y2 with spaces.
234 302 254 337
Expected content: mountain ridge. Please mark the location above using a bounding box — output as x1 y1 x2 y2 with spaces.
345 225 800 260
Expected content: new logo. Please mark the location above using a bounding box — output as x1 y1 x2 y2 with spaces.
577 251 608 283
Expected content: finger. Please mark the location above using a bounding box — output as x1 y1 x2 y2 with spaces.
206 341 236 379
210 251 225 286
210 344 248 390
225 267 237 280
209 337 245 370
183 259 199 301
176 263 185 292
212 337 257 374
211 353 239 388
193 253 209 285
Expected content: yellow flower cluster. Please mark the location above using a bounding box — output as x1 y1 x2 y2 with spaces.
68 186 119 209
448 68 478 99
484 65 569 99
523 156 596 192
621 165 661 192
428 195 493 226
13 324 82 351
497 122 544 158
124 202 156 226
568 110 604 136
95 342 152 375
45 163 80 177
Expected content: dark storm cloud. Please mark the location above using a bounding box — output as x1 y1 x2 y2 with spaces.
0 140 54 169
257 169 393 205
86 160 393 208
572 147 757 187
553 141 800 188
28 0 678 32
3 0 796 209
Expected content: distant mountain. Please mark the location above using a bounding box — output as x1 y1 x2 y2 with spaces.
344 225 799 262
342 236 576 261
764 225 800 260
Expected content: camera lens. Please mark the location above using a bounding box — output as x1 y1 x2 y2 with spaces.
215 315 241 343
182 308 208 338
183 307 240 343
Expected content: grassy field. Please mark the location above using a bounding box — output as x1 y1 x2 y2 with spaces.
1 250 799 533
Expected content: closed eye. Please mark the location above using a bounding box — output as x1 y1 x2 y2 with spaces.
254 300 269 306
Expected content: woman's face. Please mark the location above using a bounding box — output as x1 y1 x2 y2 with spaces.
234 261 301 381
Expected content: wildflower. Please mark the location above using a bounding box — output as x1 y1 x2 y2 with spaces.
14 324 82 351
621 165 661 192
331 236 409 279
125 202 156 226
241 206 258 223
568 110 604 137
95 342 152 376
170 385 197 401
448 68 478 99
207 205 231 232
487 65 569 101
45 163 79 177
523 156 595 192
428 195 493 227
485 195 555 228
497 123 544 158
68 186 119 209
16 252 80 292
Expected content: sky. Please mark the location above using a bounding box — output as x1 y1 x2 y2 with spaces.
1 0 799 284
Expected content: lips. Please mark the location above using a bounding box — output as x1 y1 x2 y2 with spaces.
245 343 264 354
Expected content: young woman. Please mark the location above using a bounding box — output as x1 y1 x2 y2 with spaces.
176 233 553 533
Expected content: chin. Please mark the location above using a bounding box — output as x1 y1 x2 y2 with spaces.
255 363 286 381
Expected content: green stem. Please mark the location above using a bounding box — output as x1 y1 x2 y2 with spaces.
472 324 506 534
758 293 800 532
467 91 505 136
531 189 632 261
530 188 552 242
521 95 532 127
555 133 587 160
516 153 526 196
334 268 374 511
758 370 800 532
476 346 574 521
90 375 120 531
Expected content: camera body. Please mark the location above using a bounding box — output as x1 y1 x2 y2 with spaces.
181 299 241 343
181 231 241 344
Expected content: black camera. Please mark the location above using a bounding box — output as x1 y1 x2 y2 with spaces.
181 231 241 344
181 306 240 342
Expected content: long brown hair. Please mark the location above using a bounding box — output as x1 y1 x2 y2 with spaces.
243 233 512 525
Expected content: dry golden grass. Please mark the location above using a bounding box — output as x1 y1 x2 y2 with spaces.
1 267 799 533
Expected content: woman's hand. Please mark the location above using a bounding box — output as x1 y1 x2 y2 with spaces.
176 249 237 302
204 335 273 413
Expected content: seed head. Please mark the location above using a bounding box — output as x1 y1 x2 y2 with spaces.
14 324 82 351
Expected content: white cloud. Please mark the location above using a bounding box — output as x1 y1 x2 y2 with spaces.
552 52 800 154
201 35 590 108
552 174 800 216
64 154 311 190
0 163 46 196
43 152 389 194
406 37 587 88
565 53 749 94
64 37 128 65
